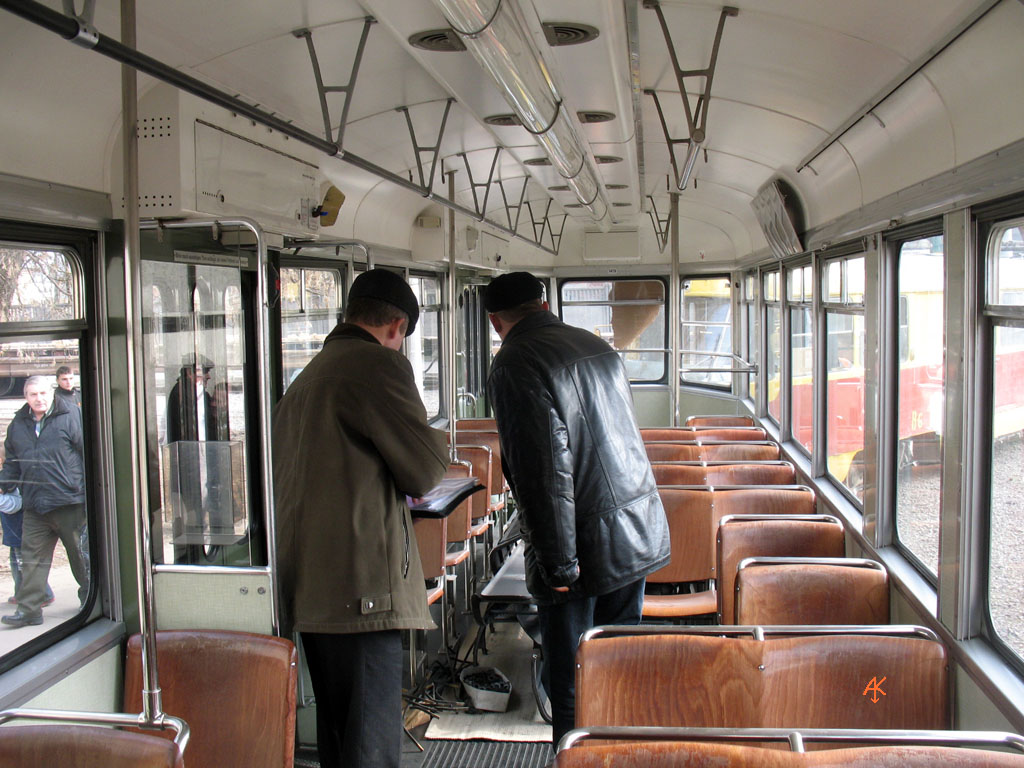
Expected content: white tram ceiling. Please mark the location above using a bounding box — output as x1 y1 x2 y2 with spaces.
1 0 1023 266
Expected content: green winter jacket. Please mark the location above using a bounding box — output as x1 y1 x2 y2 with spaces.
272 323 448 635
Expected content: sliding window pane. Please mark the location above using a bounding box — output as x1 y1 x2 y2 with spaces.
825 312 865 499
790 306 813 453
894 237 944 575
766 305 781 423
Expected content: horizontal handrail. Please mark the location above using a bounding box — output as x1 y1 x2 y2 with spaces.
0 707 190 749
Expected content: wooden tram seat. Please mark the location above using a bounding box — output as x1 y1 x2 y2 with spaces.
643 487 816 620
124 630 297 768
457 429 510 500
735 558 889 626
685 414 757 427
642 426 768 442
645 441 781 462
717 515 845 624
413 514 447 607
574 628 948 732
652 461 796 486
555 738 1024 767
455 417 497 432
0 725 184 768
443 461 474 570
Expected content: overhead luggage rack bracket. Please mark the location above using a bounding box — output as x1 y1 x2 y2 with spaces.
294 17 375 148
397 99 454 194
643 3 737 190
647 193 671 253
457 147 501 218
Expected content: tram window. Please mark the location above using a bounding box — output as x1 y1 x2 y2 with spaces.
744 273 759 400
280 267 341 391
681 277 733 389
788 264 813 455
560 279 666 383
408 275 441 419
823 255 866 501
764 270 781 424
893 236 944 576
0 244 92 661
142 258 255 567
986 221 1024 661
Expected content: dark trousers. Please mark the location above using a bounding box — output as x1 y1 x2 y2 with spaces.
301 630 403 768
18 504 89 616
7 547 54 602
538 578 646 748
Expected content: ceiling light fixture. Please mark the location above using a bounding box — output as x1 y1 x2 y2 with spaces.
430 0 610 223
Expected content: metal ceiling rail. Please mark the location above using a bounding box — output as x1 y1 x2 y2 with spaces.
0 0 559 256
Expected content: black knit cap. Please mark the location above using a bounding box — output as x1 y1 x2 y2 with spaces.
348 269 420 336
483 271 545 313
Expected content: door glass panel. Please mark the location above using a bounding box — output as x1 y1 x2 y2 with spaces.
681 277 733 388
142 256 255 566
280 267 340 390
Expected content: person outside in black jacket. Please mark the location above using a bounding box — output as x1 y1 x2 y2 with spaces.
484 272 670 748
54 365 82 408
0 375 88 628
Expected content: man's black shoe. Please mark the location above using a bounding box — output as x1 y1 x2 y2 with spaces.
1 611 43 628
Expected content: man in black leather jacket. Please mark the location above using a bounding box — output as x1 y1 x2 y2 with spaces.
484 272 670 747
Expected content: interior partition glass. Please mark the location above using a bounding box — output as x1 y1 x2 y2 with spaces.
680 276 733 388
560 279 666 382
409 275 441 419
280 266 341 390
987 220 1024 661
0 243 91 663
142 252 255 567
894 236 944 576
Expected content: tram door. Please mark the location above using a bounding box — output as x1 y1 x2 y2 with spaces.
139 226 272 632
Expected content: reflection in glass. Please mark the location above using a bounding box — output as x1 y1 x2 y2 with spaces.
895 237 944 575
825 313 865 500
681 277 732 387
561 280 666 382
790 306 813 453
280 267 341 390
142 258 254 567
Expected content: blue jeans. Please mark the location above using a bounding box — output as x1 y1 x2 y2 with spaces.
538 578 646 748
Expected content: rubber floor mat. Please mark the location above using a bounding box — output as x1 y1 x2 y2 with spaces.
420 739 552 768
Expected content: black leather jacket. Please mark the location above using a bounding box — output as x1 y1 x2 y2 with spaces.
488 311 670 603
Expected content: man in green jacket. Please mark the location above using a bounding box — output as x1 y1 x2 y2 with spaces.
273 269 448 768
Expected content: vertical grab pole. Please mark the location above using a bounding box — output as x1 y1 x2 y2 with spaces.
447 170 459 459
669 194 681 426
121 0 162 724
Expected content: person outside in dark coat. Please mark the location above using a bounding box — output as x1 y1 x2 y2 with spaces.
54 365 81 408
273 269 448 768
484 272 670 747
0 375 88 628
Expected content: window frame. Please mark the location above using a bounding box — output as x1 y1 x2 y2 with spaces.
0 231 98 675
679 273 735 392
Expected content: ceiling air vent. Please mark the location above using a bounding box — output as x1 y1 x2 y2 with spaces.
612 202 631 208
484 113 521 127
751 179 805 260
606 184 628 190
595 155 622 164
408 29 466 52
524 157 552 166
548 185 570 191
564 203 584 209
541 22 600 47
578 110 614 124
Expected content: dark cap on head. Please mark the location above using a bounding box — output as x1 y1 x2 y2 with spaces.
483 272 545 313
348 269 420 336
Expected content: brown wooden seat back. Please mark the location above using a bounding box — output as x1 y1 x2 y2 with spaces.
642 427 768 442
717 517 845 624
0 725 183 768
735 561 889 626
556 742 1024 767
575 633 948 731
653 462 796 486
648 489 714 583
413 515 447 582
124 630 298 768
701 442 780 461
453 444 492 520
646 442 703 461
444 462 474 544
456 418 497 431
458 430 506 497
685 414 757 427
